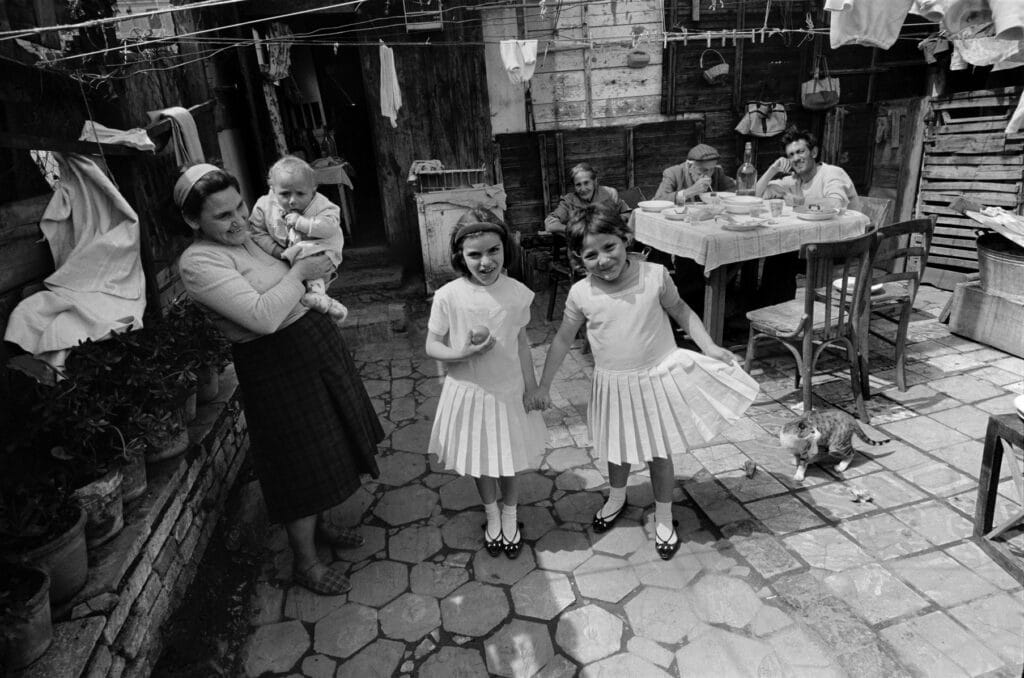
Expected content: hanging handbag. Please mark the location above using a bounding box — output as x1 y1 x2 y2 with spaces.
735 101 788 137
801 56 841 111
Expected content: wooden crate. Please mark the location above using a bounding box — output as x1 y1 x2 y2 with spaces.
916 87 1024 282
948 280 1024 358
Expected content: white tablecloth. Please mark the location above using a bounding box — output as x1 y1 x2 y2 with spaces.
631 206 871 274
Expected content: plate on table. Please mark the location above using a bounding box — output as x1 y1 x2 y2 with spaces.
638 200 675 212
699 191 736 203
720 219 766 232
721 196 764 214
794 206 840 221
832 277 885 295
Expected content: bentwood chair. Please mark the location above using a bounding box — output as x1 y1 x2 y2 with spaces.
860 217 935 396
745 229 878 422
546 231 579 320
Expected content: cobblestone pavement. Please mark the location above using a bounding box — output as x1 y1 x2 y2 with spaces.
237 285 1024 678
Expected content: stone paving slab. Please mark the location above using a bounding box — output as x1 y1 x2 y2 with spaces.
231 288 1024 677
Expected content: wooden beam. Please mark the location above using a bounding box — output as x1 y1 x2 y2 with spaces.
0 132 138 156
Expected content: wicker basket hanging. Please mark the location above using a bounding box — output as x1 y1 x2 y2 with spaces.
700 49 730 84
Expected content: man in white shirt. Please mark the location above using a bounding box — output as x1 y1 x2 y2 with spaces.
756 128 858 209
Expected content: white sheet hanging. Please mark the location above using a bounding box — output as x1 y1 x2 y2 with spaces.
78 121 155 152
4 153 146 369
379 42 402 128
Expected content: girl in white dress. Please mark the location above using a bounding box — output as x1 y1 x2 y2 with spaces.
530 204 759 560
426 210 546 559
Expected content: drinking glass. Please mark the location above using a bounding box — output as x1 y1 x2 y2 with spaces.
768 199 784 217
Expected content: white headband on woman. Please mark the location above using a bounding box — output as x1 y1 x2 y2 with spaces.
173 163 221 211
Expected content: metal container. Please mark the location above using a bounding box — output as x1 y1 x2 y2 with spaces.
977 232 1024 299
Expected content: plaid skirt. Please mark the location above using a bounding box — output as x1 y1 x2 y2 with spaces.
233 312 383 523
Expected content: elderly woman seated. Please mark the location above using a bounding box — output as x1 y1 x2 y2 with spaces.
544 163 630 234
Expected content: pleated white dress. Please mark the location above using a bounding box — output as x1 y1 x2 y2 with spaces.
565 259 760 465
427 275 547 477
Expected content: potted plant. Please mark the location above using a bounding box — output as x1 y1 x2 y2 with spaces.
0 404 88 606
0 563 52 671
165 297 231 405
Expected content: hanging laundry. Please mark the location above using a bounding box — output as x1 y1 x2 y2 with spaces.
379 42 402 128
78 121 155 153
990 0 1024 41
949 23 1023 69
499 39 539 85
5 153 146 369
828 0 916 50
260 22 293 83
146 106 205 167
942 0 993 34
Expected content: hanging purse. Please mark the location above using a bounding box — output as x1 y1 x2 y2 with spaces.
801 56 841 111
735 101 788 137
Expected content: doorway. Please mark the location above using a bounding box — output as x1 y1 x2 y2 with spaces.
314 46 386 247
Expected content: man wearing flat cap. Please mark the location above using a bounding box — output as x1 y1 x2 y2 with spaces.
653 144 737 203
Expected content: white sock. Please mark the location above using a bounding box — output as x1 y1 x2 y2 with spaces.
655 501 676 539
600 484 627 519
483 502 500 538
501 504 518 537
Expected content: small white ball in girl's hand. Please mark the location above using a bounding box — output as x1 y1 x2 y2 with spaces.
469 325 490 345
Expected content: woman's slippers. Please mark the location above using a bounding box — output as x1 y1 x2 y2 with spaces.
654 520 680 561
502 522 524 560
483 524 503 557
592 504 625 533
294 563 351 596
316 525 365 549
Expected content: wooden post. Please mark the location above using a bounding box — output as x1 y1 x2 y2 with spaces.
555 132 566 196
626 127 636 188
539 134 550 212
582 4 594 127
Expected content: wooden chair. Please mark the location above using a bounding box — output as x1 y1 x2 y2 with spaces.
860 217 935 395
744 229 878 422
546 231 578 320
850 195 894 265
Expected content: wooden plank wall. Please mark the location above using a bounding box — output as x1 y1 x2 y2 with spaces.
521 0 668 130
915 87 1024 275
498 118 704 232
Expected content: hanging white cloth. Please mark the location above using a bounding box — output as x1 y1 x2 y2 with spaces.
990 0 1024 41
146 106 204 167
949 22 1023 69
78 121 155 152
828 0 916 49
499 39 538 85
379 42 402 128
4 153 146 369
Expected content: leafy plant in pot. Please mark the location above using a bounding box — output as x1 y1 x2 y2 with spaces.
166 297 231 405
31 343 142 549
0 380 89 606
112 326 193 463
0 563 52 672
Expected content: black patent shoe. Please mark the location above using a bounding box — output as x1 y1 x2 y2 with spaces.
592 504 625 533
655 520 681 561
502 522 524 560
483 524 503 557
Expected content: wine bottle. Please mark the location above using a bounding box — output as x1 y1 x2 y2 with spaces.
736 142 757 196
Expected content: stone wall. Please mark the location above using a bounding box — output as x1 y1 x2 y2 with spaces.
16 368 249 678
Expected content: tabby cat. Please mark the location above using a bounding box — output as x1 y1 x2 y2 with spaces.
778 409 891 481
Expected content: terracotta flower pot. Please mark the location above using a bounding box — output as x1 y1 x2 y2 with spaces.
196 365 219 404
183 389 198 423
0 507 87 605
72 470 124 548
0 564 53 671
144 410 190 463
120 447 148 504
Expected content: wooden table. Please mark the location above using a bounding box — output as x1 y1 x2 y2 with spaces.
631 206 871 344
975 413 1024 586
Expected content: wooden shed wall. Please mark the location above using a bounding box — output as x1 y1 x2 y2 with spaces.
484 0 669 132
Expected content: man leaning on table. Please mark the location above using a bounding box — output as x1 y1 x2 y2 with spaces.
755 127 859 305
653 143 737 203
756 127 857 209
